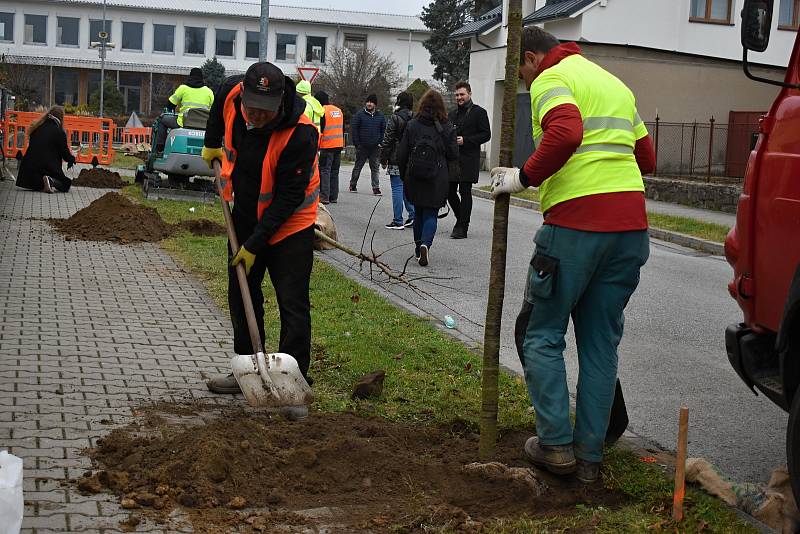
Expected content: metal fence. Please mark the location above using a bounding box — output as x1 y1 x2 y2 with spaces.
646 117 760 182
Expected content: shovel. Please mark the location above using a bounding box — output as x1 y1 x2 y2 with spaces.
212 161 314 409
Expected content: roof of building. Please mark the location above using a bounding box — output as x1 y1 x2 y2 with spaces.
44 0 428 32
450 6 502 40
523 0 598 25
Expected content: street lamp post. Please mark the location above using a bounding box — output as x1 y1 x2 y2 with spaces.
259 0 270 62
90 0 113 117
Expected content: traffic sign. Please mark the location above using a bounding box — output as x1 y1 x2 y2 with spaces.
297 67 320 83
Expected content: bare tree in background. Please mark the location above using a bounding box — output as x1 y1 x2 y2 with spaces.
0 60 48 111
149 73 185 118
316 45 402 122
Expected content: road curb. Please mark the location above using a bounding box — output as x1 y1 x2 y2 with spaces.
471 187 725 256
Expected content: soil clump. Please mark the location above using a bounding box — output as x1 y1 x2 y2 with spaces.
74 404 625 533
177 218 226 237
72 168 127 189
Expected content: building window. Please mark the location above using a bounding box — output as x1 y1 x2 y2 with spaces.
689 0 732 23
89 19 111 47
0 12 14 42
246 31 259 59
57 17 80 47
153 24 174 52
119 72 142 114
276 33 296 62
185 26 205 55
215 28 236 57
121 21 143 51
344 33 367 51
779 0 800 29
24 14 47 44
54 69 80 106
305 36 326 63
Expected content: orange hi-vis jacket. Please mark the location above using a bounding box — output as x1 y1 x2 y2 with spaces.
220 83 320 245
319 104 344 149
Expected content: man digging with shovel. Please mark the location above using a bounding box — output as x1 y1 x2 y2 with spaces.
491 27 655 483
201 62 319 417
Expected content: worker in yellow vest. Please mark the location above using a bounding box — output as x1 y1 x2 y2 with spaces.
200 62 319 419
490 26 656 483
154 67 214 153
295 80 325 132
315 91 344 204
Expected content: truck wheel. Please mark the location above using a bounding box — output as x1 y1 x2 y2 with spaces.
786 390 800 510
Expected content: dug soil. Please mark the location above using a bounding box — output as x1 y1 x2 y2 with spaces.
50 192 225 243
72 168 128 189
74 403 627 533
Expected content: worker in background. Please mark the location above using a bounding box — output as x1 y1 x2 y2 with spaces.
154 67 214 153
201 62 319 420
295 80 325 132
315 91 344 204
490 26 655 483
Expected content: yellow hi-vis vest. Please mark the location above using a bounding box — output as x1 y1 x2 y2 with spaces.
530 54 648 213
169 84 215 127
302 94 325 129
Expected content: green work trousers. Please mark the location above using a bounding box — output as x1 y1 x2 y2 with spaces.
518 224 649 462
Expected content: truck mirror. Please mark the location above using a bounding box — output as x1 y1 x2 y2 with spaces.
741 0 772 53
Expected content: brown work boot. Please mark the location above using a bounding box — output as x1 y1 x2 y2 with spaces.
575 459 601 484
206 373 241 394
524 436 576 475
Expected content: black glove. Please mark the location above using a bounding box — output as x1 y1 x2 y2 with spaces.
66 161 74 170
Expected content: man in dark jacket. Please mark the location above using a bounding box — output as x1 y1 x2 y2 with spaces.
349 94 386 195
447 81 491 239
16 106 75 193
379 92 415 230
200 62 318 418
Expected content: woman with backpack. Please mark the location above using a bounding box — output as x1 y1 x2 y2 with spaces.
16 106 76 193
380 92 415 230
396 89 459 266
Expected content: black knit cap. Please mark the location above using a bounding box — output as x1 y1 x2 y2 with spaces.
365 94 378 105
242 62 285 111
314 91 329 106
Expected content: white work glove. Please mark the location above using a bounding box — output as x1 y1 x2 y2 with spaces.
489 166 526 198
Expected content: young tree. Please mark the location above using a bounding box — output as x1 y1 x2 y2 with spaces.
201 57 226 92
0 60 47 111
88 79 125 116
316 45 402 123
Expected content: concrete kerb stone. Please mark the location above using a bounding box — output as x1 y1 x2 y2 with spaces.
470 187 726 256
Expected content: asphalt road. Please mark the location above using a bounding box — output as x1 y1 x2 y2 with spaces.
320 166 786 484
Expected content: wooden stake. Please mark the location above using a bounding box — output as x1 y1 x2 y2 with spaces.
672 405 689 522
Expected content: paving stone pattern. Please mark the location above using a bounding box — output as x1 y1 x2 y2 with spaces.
0 181 238 532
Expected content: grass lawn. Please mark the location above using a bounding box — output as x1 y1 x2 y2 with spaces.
478 186 731 244
111 151 145 170
123 186 755 532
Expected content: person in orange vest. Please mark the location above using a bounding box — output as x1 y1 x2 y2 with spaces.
315 91 344 204
200 62 320 406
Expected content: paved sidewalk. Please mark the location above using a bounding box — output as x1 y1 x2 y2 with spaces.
0 180 236 532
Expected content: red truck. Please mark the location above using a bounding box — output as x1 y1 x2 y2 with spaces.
726 0 800 503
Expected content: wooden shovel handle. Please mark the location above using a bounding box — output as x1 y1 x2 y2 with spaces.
213 161 264 355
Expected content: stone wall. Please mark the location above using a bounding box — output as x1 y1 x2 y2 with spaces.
644 176 741 214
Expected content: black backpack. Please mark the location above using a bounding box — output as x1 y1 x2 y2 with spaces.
409 121 445 181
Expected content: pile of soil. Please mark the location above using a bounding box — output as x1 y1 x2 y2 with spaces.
74 404 625 533
50 192 226 243
72 168 127 189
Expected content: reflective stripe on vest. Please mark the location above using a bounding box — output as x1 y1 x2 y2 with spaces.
530 54 647 213
175 86 214 127
221 83 320 244
320 105 345 149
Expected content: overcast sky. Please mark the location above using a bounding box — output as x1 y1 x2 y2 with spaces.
274 0 430 16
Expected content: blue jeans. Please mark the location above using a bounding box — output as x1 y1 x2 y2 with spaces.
413 207 438 255
519 225 649 463
390 175 415 224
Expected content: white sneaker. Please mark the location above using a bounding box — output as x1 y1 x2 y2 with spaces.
418 245 429 267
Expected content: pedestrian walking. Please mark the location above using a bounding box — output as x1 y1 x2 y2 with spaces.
491 27 655 482
15 106 75 193
296 80 325 131
447 81 491 239
397 90 458 267
201 62 319 413
380 92 415 230
349 94 386 195
316 91 343 204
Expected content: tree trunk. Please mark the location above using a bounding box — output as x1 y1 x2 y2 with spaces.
479 0 523 460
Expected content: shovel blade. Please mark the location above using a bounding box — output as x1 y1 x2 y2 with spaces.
231 352 314 408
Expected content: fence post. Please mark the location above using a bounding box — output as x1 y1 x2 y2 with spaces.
707 116 715 182
689 121 697 176
653 114 660 177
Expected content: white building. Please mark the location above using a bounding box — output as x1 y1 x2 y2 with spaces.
454 0 797 168
0 0 432 115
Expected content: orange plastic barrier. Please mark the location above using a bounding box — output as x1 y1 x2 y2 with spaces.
2 111 115 165
121 127 151 145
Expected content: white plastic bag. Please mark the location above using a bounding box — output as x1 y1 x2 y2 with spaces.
0 450 23 534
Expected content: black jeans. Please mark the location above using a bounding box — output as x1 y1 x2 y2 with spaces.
154 114 180 153
318 148 341 202
447 181 473 229
350 145 380 190
228 224 315 379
